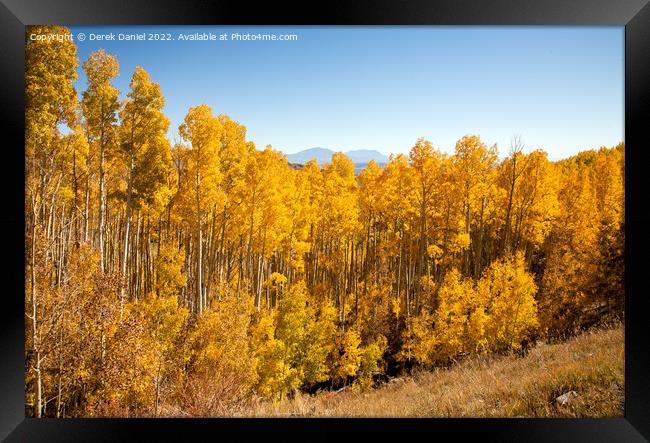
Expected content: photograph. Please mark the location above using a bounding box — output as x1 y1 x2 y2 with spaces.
24 24 625 418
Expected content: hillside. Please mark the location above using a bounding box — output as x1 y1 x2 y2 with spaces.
250 325 624 418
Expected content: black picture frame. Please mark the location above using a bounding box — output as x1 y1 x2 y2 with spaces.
1 0 649 441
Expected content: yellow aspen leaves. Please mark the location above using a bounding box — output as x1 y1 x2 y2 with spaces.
25 31 624 415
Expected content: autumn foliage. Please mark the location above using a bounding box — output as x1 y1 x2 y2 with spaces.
25 26 624 417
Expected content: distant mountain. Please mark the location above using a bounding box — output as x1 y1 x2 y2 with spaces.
286 147 389 166
286 147 334 165
344 149 389 164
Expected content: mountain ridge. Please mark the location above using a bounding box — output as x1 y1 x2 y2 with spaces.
286 147 389 165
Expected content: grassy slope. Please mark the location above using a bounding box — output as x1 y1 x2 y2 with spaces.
250 325 624 417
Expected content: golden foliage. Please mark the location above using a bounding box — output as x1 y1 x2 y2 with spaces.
24 36 624 417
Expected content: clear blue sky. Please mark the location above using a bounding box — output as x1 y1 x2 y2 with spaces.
69 26 624 160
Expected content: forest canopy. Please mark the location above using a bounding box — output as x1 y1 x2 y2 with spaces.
25 26 624 417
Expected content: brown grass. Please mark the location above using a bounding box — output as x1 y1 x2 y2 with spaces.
248 324 624 418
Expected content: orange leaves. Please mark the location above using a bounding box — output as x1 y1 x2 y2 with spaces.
478 252 539 351
178 104 224 214
538 145 625 335
24 23 625 413
155 244 187 298
398 252 540 367
320 153 360 239
81 49 120 143
26 25 79 140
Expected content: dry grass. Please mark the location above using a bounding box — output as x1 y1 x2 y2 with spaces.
249 324 624 418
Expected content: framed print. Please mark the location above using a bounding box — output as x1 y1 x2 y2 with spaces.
1 0 649 441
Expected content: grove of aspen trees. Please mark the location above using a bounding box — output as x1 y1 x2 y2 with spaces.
25 26 624 417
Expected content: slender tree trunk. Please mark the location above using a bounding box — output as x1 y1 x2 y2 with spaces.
30 214 42 418
98 108 106 271
84 164 90 243
120 152 134 320
72 149 79 244
134 210 141 300
196 168 203 315
416 190 427 316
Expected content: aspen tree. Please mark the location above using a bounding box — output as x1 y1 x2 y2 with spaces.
118 67 169 314
179 104 222 314
82 50 120 269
